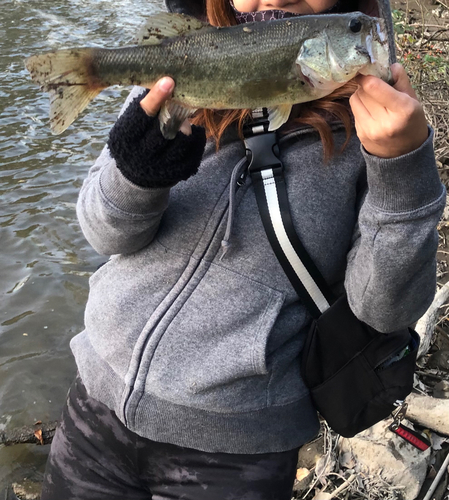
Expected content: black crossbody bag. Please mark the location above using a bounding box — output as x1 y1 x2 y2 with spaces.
243 113 420 437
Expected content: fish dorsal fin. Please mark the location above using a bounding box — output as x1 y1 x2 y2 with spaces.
134 12 209 45
267 104 292 131
159 100 197 139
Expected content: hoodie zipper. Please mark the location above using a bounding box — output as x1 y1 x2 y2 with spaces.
122 156 252 427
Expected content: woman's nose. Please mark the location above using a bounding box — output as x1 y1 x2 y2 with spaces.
261 0 296 8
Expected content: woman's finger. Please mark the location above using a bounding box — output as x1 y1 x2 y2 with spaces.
140 77 175 117
355 74 406 112
349 91 373 123
353 87 388 121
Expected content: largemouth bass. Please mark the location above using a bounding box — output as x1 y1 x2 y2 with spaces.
25 11 390 138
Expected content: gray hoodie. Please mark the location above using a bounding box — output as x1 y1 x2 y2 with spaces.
71 81 445 453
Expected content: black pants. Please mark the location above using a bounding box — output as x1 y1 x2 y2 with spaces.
41 375 299 500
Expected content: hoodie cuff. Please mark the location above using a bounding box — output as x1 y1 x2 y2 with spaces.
99 160 170 216
363 127 443 212
108 91 206 188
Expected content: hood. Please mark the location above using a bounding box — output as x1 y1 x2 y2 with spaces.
165 0 208 19
164 0 396 64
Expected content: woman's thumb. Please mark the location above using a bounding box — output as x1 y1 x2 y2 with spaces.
140 77 175 117
390 63 418 100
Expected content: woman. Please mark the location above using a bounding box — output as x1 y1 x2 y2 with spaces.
41 0 445 497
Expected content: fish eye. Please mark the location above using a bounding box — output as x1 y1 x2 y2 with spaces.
349 18 362 33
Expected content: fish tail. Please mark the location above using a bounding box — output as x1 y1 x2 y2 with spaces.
25 48 105 134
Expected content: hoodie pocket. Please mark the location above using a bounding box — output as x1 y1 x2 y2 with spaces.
146 263 286 412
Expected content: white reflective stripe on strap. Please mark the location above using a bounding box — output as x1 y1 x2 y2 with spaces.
261 169 330 313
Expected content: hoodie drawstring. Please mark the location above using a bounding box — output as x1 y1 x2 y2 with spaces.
219 156 249 260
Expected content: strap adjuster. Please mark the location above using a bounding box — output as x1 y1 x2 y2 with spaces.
242 108 270 138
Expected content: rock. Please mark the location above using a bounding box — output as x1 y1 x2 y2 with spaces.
11 480 41 500
407 393 449 435
433 380 449 399
297 436 325 469
294 436 325 494
293 467 314 493
338 419 431 500
427 350 449 371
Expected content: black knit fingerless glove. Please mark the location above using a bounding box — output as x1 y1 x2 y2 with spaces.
108 91 206 188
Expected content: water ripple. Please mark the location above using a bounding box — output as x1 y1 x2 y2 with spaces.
0 0 163 487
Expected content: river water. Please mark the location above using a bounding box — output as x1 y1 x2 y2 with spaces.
0 0 163 489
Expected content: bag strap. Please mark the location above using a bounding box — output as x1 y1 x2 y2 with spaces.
243 113 335 318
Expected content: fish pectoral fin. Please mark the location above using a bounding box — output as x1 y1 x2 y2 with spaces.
135 13 210 45
159 101 196 140
267 104 292 131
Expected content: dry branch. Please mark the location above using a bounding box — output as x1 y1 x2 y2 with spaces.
416 281 449 357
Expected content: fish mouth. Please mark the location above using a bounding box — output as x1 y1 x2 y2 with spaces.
356 29 391 82
355 45 372 63
297 61 340 91
302 74 314 88
297 66 315 88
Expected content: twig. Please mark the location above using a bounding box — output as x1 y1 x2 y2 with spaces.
396 22 449 28
422 450 449 500
435 0 449 11
330 474 356 498
418 2 426 49
303 423 334 498
415 370 443 379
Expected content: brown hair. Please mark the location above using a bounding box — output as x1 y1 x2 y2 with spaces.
190 0 358 161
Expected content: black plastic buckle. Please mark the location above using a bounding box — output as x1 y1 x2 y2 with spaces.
243 109 283 174
244 132 282 175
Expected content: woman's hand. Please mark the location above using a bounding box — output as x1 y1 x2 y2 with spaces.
349 63 428 158
140 76 192 136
